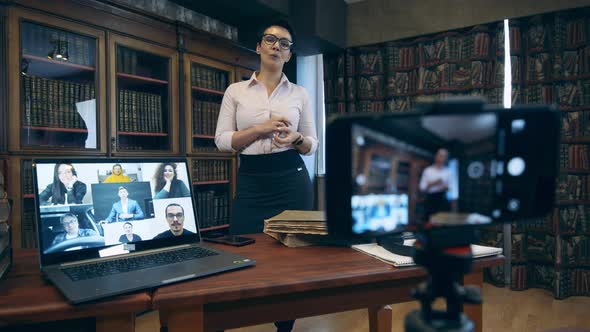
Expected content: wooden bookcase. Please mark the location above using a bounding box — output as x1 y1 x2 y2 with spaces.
184 54 234 156
108 32 179 155
189 156 233 232
7 7 107 154
2 1 258 248
184 54 235 232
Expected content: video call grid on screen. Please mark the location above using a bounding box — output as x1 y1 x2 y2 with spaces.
34 160 198 253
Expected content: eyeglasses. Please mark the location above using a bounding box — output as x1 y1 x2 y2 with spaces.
261 34 293 50
166 212 184 219
62 220 77 226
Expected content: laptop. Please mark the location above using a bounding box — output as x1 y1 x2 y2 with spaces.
32 158 255 304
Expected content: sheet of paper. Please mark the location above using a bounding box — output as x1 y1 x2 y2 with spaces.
76 99 97 149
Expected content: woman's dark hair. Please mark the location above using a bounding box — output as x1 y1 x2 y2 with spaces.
257 19 296 47
51 163 77 204
153 163 178 193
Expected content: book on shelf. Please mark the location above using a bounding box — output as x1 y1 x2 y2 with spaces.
22 75 94 130
191 64 229 91
192 159 230 182
560 144 590 169
558 205 590 234
118 89 163 133
195 190 229 229
21 208 38 249
386 42 417 70
356 47 383 74
556 173 590 201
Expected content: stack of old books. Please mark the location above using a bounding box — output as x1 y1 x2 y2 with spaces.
263 210 329 247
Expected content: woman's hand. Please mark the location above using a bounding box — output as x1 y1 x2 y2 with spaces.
163 172 173 185
273 126 301 148
255 116 292 137
66 176 78 189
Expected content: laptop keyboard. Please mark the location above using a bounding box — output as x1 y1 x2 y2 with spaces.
62 246 218 282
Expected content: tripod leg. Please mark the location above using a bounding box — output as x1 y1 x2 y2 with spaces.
368 305 392 332
463 271 483 332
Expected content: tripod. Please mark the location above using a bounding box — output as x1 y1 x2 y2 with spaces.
404 230 482 332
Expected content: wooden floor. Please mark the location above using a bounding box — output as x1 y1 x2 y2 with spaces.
136 283 590 332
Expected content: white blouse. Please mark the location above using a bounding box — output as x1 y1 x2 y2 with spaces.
419 165 450 194
215 72 318 156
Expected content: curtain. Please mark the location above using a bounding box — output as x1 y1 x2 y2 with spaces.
506 8 590 299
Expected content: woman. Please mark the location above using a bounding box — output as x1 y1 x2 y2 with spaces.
153 163 190 199
103 164 131 183
39 163 87 205
215 19 317 332
216 19 317 234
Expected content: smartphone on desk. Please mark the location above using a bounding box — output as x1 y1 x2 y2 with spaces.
203 235 255 247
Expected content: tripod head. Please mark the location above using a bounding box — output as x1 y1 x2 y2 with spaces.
405 228 482 332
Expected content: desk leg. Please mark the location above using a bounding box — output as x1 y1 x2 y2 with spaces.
96 313 135 332
368 305 392 332
161 306 204 332
464 271 483 332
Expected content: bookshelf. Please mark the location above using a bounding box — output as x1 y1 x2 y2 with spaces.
189 157 233 232
502 13 590 296
8 8 107 153
183 55 236 235
108 32 179 154
184 54 234 155
324 24 501 117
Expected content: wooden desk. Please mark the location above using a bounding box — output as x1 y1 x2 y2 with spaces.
0 249 152 332
154 234 503 332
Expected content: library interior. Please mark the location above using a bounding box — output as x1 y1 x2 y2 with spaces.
0 1 589 332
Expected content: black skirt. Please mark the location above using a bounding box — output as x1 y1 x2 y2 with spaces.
424 191 450 220
230 150 313 235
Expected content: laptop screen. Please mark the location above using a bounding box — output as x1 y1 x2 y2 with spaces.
33 158 201 266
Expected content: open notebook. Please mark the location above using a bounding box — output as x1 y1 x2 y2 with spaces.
352 239 502 267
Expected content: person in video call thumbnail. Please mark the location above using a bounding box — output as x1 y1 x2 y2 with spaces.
153 203 195 239
118 222 142 243
103 163 131 183
419 148 451 220
39 163 87 205
153 163 190 199
105 186 145 222
51 213 98 246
